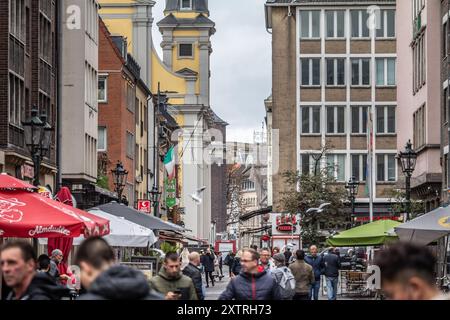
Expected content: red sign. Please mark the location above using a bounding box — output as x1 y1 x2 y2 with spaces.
137 200 151 214
276 224 296 232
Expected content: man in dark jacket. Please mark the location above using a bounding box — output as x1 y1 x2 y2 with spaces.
284 248 292 267
219 249 281 300
201 248 215 287
304 245 324 300
323 248 341 300
1 240 70 300
75 237 163 300
224 252 235 277
182 252 204 300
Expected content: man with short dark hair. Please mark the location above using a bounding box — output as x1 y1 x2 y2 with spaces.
219 248 282 300
323 247 341 300
76 237 162 300
1 240 69 300
375 242 450 300
149 252 197 300
289 250 315 300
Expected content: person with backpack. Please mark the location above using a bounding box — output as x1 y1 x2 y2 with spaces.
289 250 315 300
271 253 296 300
223 252 235 278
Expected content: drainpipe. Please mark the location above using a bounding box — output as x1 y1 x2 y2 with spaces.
56 0 63 192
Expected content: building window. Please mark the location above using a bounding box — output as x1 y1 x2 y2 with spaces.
443 21 448 59
413 0 425 35
351 10 370 38
300 11 321 38
351 58 370 86
301 106 321 134
326 106 345 134
9 0 26 42
376 10 396 38
326 10 345 38
301 154 322 176
126 82 135 112
376 106 395 134
444 87 448 124
413 34 426 92
98 76 107 103
241 179 255 191
326 58 345 86
180 0 192 10
376 58 396 86
98 127 107 151
179 43 193 58
301 58 321 86
352 154 368 182
326 154 346 182
351 106 369 134
413 104 426 149
9 73 24 126
376 154 396 182
126 131 134 159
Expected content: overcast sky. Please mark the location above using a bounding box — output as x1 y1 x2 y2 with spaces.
152 0 271 143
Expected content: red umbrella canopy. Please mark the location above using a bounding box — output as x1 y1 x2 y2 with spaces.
0 190 110 238
0 173 36 191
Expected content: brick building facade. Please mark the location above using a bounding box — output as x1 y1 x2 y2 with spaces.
98 19 141 206
0 0 57 187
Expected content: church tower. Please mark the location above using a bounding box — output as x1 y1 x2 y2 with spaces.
157 0 215 106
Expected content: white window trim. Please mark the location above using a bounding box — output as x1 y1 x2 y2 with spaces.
351 106 369 134
351 10 371 39
376 58 396 87
326 10 345 39
178 43 194 59
376 10 396 39
327 154 346 182
300 10 321 39
352 154 368 182
376 105 396 134
98 75 108 103
301 58 321 86
180 0 192 10
326 106 345 134
376 154 396 182
351 58 371 86
326 58 346 86
98 127 107 152
302 106 321 134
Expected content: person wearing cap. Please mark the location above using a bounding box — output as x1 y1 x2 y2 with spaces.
271 253 296 300
49 249 70 285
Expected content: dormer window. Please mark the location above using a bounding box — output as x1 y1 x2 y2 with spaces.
180 0 192 10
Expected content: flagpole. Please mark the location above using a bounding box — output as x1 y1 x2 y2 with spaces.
367 110 374 223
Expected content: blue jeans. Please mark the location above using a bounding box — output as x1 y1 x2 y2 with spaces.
309 279 321 300
326 277 338 300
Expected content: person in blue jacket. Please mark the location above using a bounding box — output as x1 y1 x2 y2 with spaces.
304 245 325 300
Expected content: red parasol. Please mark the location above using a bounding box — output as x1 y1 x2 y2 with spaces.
0 173 36 190
0 190 109 238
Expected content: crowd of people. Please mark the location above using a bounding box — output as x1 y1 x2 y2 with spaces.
1 238 449 300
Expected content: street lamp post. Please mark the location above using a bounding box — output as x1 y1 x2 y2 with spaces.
111 161 128 204
22 108 53 186
150 185 162 218
397 140 417 221
345 176 360 228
